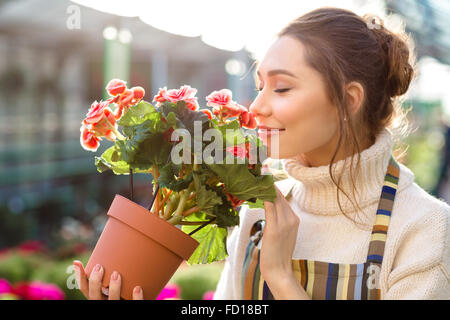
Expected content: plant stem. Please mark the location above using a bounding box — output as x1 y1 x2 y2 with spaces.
187 192 196 201
106 120 126 140
150 165 160 214
129 168 134 201
167 214 183 225
172 182 194 220
174 190 188 217
154 188 160 215
160 189 172 208
181 205 199 217
163 198 174 220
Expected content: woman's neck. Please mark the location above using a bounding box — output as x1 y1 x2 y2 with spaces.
301 130 374 167
281 128 415 220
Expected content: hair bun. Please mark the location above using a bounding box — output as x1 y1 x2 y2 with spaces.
363 14 415 98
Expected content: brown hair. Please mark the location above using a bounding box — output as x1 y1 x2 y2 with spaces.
269 7 417 227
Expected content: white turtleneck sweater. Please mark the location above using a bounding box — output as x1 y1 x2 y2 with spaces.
214 128 450 300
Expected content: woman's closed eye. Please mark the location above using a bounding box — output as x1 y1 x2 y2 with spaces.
255 87 291 93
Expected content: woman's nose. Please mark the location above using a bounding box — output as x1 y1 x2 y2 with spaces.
249 96 271 118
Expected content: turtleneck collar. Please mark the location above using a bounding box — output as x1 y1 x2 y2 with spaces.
281 128 415 219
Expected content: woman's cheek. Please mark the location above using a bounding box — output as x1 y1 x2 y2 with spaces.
281 102 327 154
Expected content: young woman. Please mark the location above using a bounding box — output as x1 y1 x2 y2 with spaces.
73 7 449 300
213 7 449 300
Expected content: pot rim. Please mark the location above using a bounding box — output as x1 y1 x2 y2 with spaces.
107 194 199 260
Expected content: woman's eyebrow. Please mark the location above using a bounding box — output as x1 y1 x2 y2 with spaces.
256 69 298 79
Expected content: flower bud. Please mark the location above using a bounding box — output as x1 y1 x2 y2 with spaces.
106 79 127 96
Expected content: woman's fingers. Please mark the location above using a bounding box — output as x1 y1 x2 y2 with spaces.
263 200 277 225
108 271 121 300
264 185 287 222
73 260 89 299
73 261 143 300
133 286 144 300
274 186 286 216
88 264 105 300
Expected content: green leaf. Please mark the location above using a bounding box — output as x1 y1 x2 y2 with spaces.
212 204 239 228
117 101 158 127
192 172 222 214
94 145 148 174
207 154 276 202
159 100 210 136
215 119 246 147
244 198 265 209
157 163 193 192
182 214 228 265
117 117 174 168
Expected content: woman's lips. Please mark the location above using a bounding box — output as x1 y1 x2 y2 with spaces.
257 127 286 139
258 125 285 131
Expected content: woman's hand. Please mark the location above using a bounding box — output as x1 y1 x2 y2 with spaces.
73 261 144 300
260 186 310 299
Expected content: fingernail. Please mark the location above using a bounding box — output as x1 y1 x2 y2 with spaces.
134 286 142 294
111 271 119 281
73 265 80 275
73 266 80 286
94 264 101 272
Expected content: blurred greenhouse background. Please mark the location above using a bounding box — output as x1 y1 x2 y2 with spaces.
1 0 450 300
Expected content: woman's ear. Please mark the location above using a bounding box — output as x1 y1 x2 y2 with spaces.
345 81 365 116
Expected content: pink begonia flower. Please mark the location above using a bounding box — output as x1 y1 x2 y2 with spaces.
239 110 257 129
205 89 233 108
153 85 199 111
156 283 180 300
202 291 215 300
80 102 119 151
106 79 127 96
84 100 110 124
0 279 12 294
200 109 212 119
131 86 145 101
12 281 65 300
80 123 100 152
206 90 246 121
83 101 117 140
105 79 146 120
86 108 117 141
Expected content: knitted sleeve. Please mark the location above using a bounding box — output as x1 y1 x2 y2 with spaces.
383 204 450 299
384 264 449 299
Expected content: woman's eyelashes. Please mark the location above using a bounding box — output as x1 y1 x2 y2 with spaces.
255 87 291 93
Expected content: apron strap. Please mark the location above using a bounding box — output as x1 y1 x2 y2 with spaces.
364 155 400 299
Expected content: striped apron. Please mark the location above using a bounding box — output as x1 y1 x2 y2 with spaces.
241 156 400 300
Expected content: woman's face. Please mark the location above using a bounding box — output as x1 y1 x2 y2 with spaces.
249 36 340 165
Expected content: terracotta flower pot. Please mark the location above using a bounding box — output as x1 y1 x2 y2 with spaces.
85 194 199 300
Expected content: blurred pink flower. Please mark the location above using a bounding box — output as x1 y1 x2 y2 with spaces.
156 283 180 300
202 290 215 300
0 278 12 294
12 281 65 300
17 240 46 254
